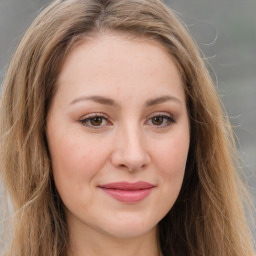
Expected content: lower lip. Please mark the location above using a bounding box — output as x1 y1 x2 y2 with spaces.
100 188 153 203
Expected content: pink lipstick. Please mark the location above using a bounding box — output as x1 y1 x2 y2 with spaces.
99 182 155 203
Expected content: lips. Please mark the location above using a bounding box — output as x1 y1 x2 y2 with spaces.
98 182 155 203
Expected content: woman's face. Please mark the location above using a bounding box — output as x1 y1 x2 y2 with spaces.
46 33 190 239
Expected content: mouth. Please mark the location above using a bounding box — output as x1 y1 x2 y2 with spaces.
98 181 155 203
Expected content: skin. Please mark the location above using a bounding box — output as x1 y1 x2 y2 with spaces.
46 33 190 256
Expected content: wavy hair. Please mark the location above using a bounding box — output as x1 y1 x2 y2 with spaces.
0 0 254 255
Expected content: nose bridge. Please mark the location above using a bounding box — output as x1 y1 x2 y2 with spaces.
123 122 144 153
111 120 150 170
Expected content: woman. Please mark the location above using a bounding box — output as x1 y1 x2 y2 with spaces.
0 0 254 255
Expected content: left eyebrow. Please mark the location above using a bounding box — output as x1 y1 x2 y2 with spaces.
145 96 182 106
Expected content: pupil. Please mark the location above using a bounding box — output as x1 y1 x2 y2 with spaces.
153 116 163 125
91 117 102 126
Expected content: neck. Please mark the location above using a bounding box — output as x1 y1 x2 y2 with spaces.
66 221 160 256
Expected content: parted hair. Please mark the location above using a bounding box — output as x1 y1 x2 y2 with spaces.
0 0 254 255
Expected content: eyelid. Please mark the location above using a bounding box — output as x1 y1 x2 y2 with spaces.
145 112 176 127
79 112 112 128
80 112 109 120
78 111 175 129
147 112 175 121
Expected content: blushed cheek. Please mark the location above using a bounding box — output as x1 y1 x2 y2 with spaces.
50 134 111 185
159 136 189 179
49 137 96 207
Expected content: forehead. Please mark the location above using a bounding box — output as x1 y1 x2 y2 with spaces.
59 32 178 75
55 32 185 105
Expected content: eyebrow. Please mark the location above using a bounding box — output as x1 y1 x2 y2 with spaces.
145 96 181 106
70 95 181 107
70 96 118 106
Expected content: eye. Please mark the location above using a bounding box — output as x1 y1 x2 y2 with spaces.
146 113 175 127
79 114 111 128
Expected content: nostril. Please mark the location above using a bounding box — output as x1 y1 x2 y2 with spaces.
111 147 151 172
118 163 148 172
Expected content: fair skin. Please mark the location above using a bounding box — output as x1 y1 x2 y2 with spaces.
46 33 190 256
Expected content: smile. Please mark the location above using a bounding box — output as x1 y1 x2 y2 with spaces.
98 181 155 203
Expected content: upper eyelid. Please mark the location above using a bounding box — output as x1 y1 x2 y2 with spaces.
79 114 111 129
79 112 109 120
78 111 175 122
79 113 111 126
147 111 174 119
145 112 176 126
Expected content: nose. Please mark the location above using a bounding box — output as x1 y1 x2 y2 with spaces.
110 124 151 172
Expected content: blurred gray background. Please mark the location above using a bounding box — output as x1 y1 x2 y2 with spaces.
0 0 255 240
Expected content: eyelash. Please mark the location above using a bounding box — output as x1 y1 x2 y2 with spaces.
146 113 176 128
79 113 175 129
79 113 111 129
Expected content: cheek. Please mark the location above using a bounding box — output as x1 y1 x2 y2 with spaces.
154 133 189 211
155 133 189 177
49 132 111 191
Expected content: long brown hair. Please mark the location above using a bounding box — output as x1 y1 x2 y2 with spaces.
0 0 254 255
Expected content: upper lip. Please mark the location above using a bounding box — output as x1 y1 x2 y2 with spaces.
98 181 155 190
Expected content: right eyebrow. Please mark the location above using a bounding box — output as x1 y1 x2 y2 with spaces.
69 95 119 107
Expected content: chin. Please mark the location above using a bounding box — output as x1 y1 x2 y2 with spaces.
101 213 159 239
